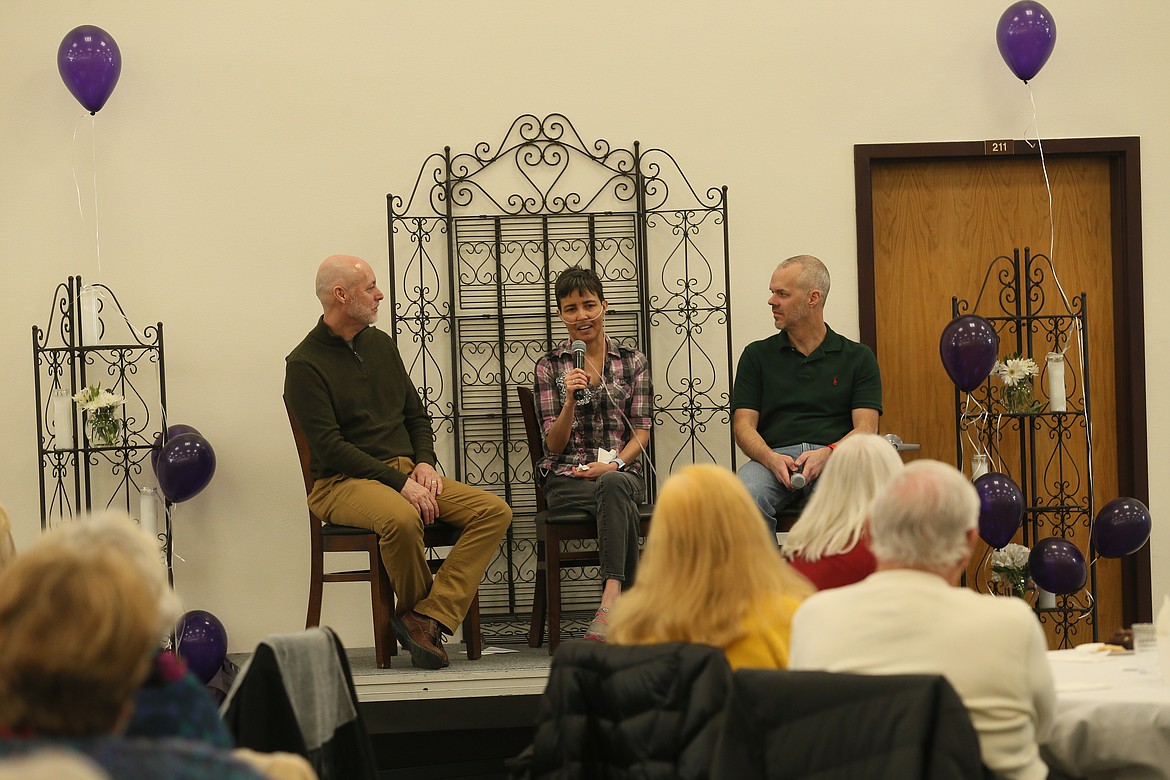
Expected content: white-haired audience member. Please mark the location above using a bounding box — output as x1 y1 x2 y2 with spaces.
789 460 1055 780
0 514 316 780
781 433 903 589
50 512 234 748
0 536 267 779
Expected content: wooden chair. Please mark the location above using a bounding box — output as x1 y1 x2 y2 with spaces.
285 400 481 668
516 386 653 653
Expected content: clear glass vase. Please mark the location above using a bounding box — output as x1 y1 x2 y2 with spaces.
1003 380 1035 414
87 410 120 447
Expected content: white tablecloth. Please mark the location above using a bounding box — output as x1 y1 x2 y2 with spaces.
1042 648 1170 780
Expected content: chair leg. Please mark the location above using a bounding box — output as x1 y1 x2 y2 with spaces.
306 565 324 629
547 531 563 654
529 563 547 648
371 547 396 669
464 589 482 661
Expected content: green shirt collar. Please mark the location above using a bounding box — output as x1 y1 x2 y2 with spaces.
777 324 843 358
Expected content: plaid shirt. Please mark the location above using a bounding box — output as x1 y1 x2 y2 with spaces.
533 337 652 477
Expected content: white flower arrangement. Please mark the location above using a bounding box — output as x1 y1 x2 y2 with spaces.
991 353 1044 413
73 384 125 446
990 542 1031 599
73 385 125 411
991 355 1040 387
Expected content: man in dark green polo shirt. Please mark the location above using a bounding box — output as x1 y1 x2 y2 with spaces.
731 255 883 533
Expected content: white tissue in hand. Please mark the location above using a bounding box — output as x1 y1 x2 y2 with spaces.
597 448 618 465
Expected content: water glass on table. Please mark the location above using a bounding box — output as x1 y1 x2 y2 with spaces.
1132 623 1158 675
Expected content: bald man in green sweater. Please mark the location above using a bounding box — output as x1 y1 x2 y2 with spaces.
285 255 511 669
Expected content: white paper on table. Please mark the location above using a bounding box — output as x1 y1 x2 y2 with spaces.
1056 681 1112 693
1050 646 1113 663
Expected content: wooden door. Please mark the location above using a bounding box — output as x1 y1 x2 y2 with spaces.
860 147 1145 646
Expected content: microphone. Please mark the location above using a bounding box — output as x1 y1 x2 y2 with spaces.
790 471 806 490
571 340 586 400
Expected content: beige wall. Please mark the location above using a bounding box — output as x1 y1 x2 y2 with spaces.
1 0 1166 651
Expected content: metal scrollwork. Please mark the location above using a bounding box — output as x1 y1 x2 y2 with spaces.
956 248 1096 647
389 114 734 642
32 276 174 584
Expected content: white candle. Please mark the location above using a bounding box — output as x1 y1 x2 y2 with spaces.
52 389 73 451
81 286 101 345
971 453 990 481
1038 588 1056 609
1047 352 1067 412
140 487 157 542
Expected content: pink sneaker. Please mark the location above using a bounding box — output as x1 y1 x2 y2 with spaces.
584 606 611 642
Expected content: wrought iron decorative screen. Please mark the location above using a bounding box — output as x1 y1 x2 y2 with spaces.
32 277 173 580
388 114 734 640
954 248 1097 647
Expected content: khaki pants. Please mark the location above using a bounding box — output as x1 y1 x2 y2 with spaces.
308 457 512 633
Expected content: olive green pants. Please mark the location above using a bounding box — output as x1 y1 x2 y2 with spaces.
309 457 512 633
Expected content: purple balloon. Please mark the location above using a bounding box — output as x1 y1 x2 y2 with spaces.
176 610 227 684
1029 537 1086 595
1092 497 1152 558
940 315 1000 392
151 424 203 476
996 1 1057 83
57 25 122 114
156 432 216 503
975 472 1024 549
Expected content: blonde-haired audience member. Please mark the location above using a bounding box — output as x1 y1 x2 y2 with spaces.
0 536 266 779
0 503 15 570
609 464 814 669
782 433 904 589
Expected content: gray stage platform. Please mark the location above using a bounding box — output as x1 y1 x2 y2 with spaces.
344 643 553 703
226 642 553 776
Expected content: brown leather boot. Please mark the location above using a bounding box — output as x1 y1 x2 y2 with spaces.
392 610 449 669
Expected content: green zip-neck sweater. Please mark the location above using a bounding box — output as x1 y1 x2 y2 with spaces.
284 317 435 491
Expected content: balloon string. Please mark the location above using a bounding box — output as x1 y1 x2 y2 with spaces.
1023 84 1095 564
1024 87 1095 561
961 394 990 474
71 116 86 218
72 284 152 347
70 115 103 280
992 411 1004 474
91 114 102 280
1024 84 1073 320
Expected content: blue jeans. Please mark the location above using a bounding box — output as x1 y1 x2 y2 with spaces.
738 443 825 534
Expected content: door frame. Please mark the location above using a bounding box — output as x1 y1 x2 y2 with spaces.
854 137 1150 623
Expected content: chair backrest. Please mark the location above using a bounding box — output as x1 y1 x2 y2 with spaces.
284 397 316 498
516 386 549 512
222 626 378 780
283 399 327 557
525 641 731 780
710 668 986 780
